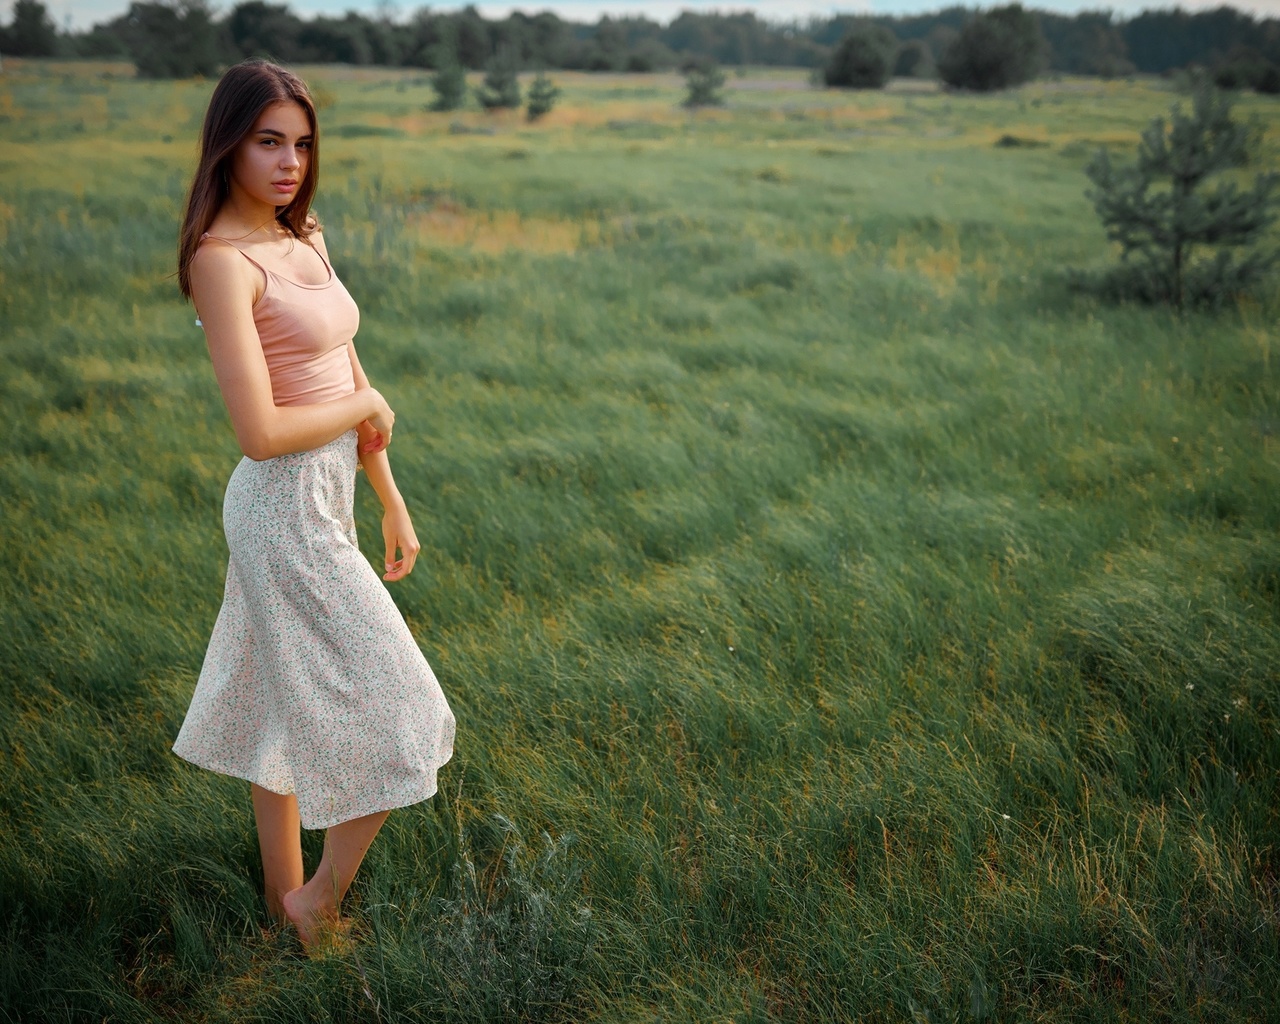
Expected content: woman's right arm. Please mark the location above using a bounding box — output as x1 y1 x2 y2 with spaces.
190 243 393 461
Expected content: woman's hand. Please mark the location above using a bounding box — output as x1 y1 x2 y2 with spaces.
359 389 395 455
355 418 382 461
381 500 421 582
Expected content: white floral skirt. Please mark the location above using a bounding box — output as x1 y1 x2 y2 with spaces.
173 429 456 829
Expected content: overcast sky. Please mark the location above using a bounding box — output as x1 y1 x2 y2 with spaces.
21 0 1280 35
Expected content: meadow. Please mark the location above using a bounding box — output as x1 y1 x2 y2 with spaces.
1 58 1278 1022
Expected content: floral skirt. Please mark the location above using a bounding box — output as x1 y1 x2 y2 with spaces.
173 430 456 829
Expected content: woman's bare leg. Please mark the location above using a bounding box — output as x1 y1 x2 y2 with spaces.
282 809 390 949
251 784 304 926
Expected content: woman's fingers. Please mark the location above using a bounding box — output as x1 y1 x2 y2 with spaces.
382 538 419 581
360 429 389 454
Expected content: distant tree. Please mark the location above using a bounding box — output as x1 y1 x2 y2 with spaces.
72 25 130 57
937 4 1045 92
624 38 675 72
296 15 371 64
525 10 572 68
894 38 934 78
823 22 897 89
226 1 300 60
120 0 222 78
682 58 726 107
475 47 521 109
452 5 491 69
1212 46 1273 91
1122 7 1261 75
1040 11 1132 77
430 57 467 111
926 24 959 68
586 16 626 71
525 71 560 121
4 0 59 56
1081 79 1278 309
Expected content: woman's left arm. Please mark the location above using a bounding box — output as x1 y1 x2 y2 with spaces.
313 228 421 582
347 338 421 582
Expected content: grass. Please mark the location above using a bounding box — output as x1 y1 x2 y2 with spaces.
1 58 1278 1022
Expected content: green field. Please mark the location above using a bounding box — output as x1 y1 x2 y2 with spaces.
1 58 1278 1022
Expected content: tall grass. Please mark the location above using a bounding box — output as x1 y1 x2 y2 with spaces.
1 59 1278 1022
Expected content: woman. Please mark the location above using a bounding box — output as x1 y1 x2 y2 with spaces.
171 59 455 951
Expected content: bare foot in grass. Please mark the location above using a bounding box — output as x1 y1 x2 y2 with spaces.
282 885 342 954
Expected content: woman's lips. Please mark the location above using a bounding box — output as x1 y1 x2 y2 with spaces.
272 181 296 193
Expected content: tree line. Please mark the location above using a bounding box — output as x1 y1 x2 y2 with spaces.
3 0 1280 88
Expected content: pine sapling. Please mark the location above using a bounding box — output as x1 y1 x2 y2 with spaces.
1083 77 1278 309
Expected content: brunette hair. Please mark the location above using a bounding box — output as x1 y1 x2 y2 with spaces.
177 59 320 298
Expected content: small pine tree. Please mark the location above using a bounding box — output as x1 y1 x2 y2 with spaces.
430 58 467 112
824 23 898 89
476 49 521 110
1082 78 1278 309
682 60 726 108
525 72 561 122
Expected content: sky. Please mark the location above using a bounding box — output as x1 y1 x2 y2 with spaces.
20 0 1280 35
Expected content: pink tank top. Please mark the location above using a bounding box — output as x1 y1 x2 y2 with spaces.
198 233 359 407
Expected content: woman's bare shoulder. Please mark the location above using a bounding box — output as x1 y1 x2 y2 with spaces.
189 237 259 305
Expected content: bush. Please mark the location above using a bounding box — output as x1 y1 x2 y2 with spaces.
475 48 521 110
937 4 1046 92
824 23 898 89
1079 78 1279 310
682 59 726 108
525 72 560 122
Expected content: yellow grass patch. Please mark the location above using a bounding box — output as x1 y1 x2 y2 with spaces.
411 202 597 255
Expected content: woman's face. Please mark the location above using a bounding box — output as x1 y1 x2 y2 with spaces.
228 100 312 210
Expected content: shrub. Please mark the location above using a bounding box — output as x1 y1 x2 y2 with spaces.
525 72 560 122
682 59 726 108
937 4 1046 92
824 23 898 89
475 48 521 110
1079 78 1278 309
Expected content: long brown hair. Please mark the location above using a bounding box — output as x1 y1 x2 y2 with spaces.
178 59 320 299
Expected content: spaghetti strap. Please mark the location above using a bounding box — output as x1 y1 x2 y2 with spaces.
200 232 269 275
199 231 333 286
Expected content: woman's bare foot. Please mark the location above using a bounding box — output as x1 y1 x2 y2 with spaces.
282 885 342 953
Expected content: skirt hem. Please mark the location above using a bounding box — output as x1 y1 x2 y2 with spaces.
170 743 455 830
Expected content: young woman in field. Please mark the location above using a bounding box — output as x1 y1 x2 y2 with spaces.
171 59 455 951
